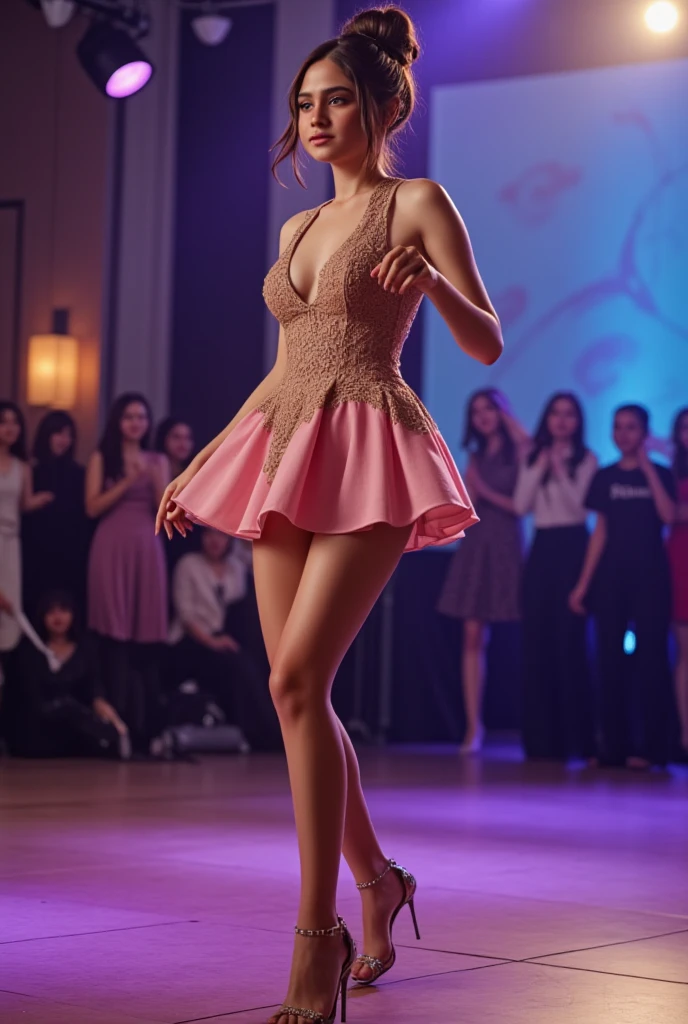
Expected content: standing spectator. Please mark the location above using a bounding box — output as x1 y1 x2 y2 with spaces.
6 590 129 758
668 407 688 756
86 393 168 752
437 389 528 753
22 410 89 616
0 401 53 661
570 405 676 768
169 528 280 750
515 392 598 761
155 417 196 578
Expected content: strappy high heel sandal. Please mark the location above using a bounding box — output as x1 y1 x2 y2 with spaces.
273 916 357 1023
352 858 420 986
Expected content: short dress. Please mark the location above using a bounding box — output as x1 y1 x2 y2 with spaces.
437 450 523 622
668 477 688 623
175 177 478 552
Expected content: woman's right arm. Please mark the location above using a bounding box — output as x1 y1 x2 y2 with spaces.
85 451 132 519
513 451 548 516
569 515 607 614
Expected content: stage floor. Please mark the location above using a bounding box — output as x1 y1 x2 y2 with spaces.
1 743 687 1023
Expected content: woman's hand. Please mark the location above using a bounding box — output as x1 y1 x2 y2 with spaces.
155 462 198 540
93 697 128 736
568 584 588 616
33 491 55 509
371 246 439 296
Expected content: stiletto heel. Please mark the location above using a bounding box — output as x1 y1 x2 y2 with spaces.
352 858 419 986
274 916 356 1023
408 896 421 940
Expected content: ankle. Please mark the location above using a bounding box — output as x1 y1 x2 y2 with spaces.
355 856 393 890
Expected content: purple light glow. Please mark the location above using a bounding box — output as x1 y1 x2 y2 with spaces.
106 61 153 98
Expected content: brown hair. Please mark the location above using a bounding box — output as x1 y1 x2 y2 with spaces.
271 6 420 186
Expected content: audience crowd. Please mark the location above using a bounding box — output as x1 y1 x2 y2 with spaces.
0 390 686 769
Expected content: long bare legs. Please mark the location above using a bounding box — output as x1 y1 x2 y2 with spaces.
460 618 488 752
252 515 411 1024
675 623 688 752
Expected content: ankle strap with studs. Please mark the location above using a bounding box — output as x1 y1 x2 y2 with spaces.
356 858 397 890
294 919 343 937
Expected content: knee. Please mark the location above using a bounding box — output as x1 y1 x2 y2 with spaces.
463 621 486 654
268 664 325 721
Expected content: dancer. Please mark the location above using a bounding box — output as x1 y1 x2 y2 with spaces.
668 408 688 756
570 405 676 768
437 389 527 753
515 392 598 761
157 8 502 1022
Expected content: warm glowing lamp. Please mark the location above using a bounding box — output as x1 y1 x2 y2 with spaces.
27 309 79 409
645 1 680 32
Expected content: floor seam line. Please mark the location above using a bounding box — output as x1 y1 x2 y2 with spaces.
519 959 688 986
0 918 196 946
517 926 688 961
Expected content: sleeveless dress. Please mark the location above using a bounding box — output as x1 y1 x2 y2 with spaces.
0 458 23 651
87 453 167 643
176 177 478 552
437 450 523 622
668 477 688 623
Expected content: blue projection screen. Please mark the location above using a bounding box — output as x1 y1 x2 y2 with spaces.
425 59 688 467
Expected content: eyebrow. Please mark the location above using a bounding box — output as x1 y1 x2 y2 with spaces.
297 86 354 98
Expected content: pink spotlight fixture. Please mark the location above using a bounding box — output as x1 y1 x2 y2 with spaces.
106 61 153 98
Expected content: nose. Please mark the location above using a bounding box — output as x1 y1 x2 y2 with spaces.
310 101 330 128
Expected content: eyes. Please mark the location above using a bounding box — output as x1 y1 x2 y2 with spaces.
299 95 348 112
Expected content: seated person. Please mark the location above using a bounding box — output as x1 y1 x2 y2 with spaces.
7 590 130 758
169 529 280 750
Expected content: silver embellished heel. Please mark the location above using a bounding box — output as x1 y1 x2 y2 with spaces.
352 858 420 986
273 916 356 1023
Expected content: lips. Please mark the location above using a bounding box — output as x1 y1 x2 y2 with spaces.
310 134 333 144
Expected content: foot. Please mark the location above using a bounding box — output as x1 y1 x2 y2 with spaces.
268 929 349 1024
350 865 405 984
459 724 484 754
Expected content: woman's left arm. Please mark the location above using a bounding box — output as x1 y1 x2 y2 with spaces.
638 449 676 525
150 453 171 510
21 463 54 513
551 451 599 516
372 179 503 366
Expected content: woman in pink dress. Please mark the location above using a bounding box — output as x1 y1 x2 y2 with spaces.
157 8 502 1023
668 407 688 756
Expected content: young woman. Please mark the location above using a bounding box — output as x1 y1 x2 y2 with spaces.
155 417 195 479
7 591 129 758
156 8 502 1022
437 389 527 753
0 402 54 659
22 410 89 615
86 393 169 752
515 392 598 761
570 405 676 768
668 407 688 755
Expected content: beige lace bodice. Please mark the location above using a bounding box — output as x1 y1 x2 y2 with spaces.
260 176 434 482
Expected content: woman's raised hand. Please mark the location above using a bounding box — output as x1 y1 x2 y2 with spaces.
155 463 197 540
371 245 439 296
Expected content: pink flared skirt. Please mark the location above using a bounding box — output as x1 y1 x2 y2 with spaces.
175 402 478 553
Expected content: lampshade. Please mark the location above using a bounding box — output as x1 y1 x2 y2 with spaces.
28 333 79 409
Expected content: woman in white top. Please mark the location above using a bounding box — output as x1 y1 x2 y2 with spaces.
514 392 598 760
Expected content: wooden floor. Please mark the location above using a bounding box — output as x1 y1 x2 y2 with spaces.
1 743 687 1023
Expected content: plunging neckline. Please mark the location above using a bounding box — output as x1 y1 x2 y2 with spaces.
286 178 392 308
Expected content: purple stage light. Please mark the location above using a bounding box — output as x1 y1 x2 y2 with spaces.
106 61 153 98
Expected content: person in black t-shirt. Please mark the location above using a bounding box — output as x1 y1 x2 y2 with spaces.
570 405 677 767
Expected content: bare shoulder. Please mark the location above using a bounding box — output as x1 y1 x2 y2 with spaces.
395 177 454 212
279 208 312 254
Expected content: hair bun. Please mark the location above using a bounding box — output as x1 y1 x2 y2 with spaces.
342 6 420 67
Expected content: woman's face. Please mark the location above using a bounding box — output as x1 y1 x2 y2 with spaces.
0 409 20 448
45 605 73 638
613 411 646 456
547 398 579 442
298 59 369 167
120 402 149 443
49 426 73 458
470 396 500 438
165 423 194 464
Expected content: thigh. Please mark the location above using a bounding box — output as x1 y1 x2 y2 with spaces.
252 513 314 665
272 522 412 689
